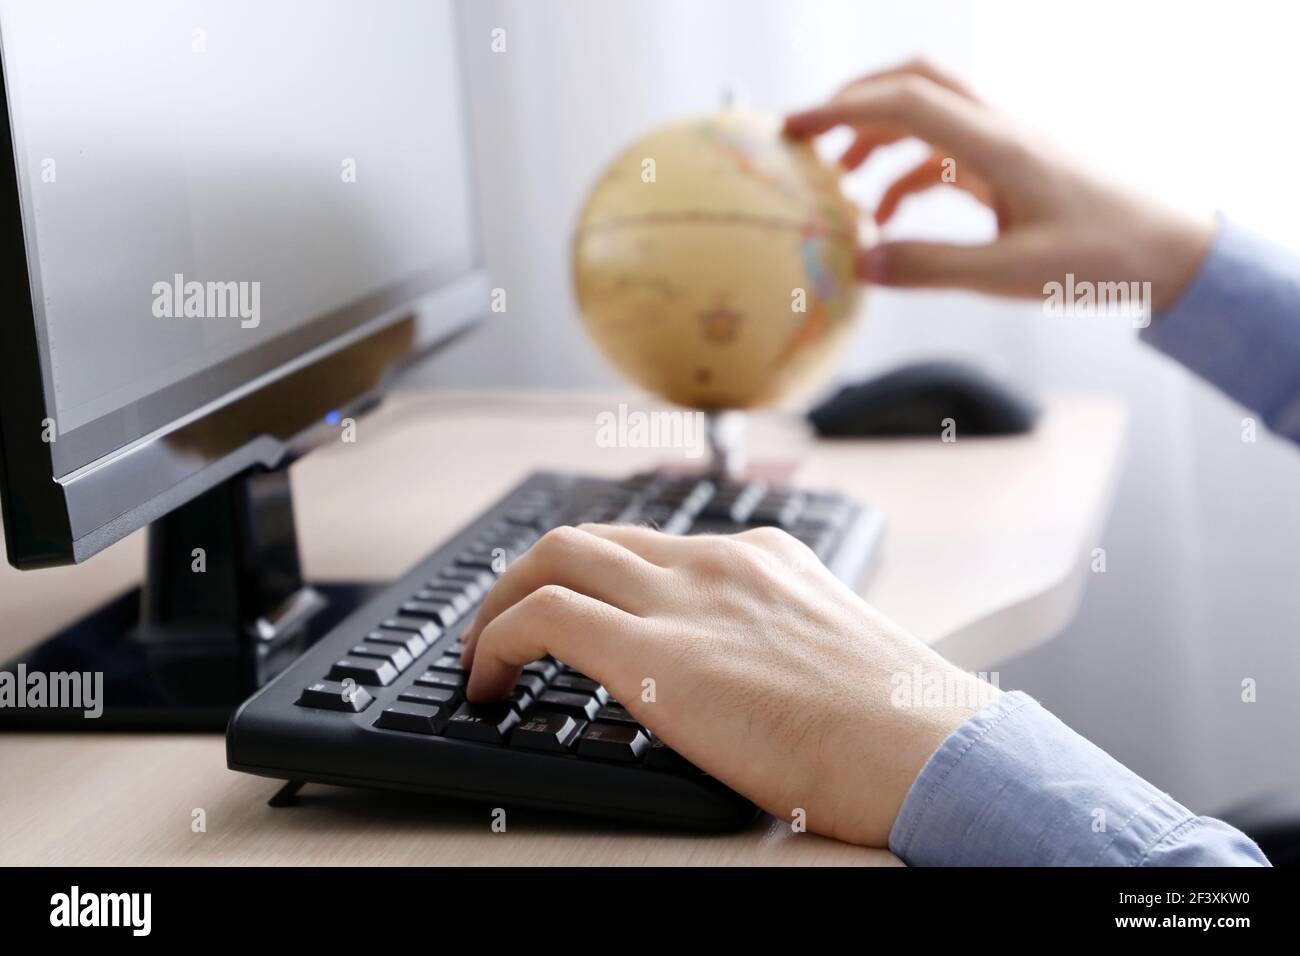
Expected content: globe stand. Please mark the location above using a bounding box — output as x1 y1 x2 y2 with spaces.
661 409 807 487
704 410 747 480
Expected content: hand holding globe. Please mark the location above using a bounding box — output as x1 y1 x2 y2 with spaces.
572 109 867 474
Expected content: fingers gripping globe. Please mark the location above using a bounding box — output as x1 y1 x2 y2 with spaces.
572 110 866 424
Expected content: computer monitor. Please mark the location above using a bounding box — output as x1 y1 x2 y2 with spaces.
0 1 487 726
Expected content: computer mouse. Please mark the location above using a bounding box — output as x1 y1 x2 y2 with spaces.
808 360 1039 437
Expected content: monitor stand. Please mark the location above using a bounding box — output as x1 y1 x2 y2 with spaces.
0 467 382 731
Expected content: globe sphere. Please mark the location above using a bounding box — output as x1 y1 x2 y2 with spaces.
573 109 865 410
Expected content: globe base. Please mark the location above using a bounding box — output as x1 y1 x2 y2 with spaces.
705 410 747 480
655 411 813 487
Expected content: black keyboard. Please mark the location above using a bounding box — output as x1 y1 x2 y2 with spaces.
226 470 884 829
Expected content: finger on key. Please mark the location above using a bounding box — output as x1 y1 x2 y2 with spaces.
466 585 651 701
460 525 666 668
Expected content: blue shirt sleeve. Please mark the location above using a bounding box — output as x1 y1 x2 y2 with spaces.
1141 216 1300 444
889 691 1270 866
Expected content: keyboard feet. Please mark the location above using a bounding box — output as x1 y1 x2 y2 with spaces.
267 779 306 808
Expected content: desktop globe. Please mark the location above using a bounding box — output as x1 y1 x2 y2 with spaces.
572 109 865 412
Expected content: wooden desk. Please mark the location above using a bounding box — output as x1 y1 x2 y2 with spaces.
0 390 1125 865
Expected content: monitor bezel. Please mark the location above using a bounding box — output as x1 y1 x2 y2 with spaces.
0 2 489 568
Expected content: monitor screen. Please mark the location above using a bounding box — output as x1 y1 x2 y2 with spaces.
0 0 478 474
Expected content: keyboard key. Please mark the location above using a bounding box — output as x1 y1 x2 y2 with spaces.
415 670 466 690
748 498 801 528
536 690 601 721
661 511 694 535
366 628 428 657
620 472 657 490
504 688 534 713
522 659 560 681
297 680 373 713
456 550 502 571
429 654 467 673
328 657 398 687
551 674 608 702
398 686 458 706
427 581 475 601
473 520 511 542
595 704 640 727
578 722 649 762
484 525 533 546
380 617 441 642
511 712 584 753
439 568 496 593
790 522 838 560
514 674 547 697
374 703 449 735
684 519 746 537
504 507 546 529
431 578 486 603
700 482 765 523
649 486 695 508
802 496 854 525
644 736 697 772
400 601 460 629
444 702 520 744
443 640 468 656
468 539 527 563
349 643 413 671
699 497 739 521
413 588 472 616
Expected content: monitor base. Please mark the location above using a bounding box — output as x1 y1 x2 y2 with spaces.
0 580 383 731
0 465 383 731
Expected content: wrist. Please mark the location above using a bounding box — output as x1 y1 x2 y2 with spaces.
832 660 1001 847
1139 208 1218 312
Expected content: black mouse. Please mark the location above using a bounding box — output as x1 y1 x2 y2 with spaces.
808 361 1039 437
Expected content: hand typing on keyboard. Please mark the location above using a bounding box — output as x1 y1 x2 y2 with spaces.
461 522 997 847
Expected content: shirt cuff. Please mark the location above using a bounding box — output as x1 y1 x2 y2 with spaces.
1142 215 1300 442
888 690 1270 866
